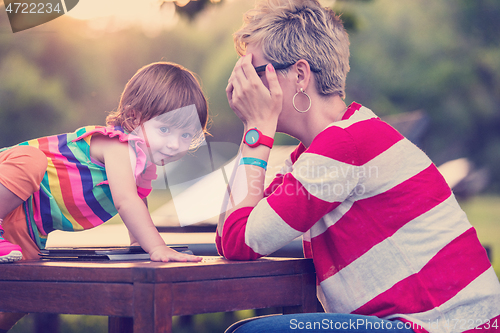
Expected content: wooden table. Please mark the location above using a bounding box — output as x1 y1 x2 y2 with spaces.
0 257 316 333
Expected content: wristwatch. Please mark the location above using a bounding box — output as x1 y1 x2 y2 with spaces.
243 128 274 148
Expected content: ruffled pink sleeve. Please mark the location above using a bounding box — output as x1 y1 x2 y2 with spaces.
74 126 157 198
136 162 157 199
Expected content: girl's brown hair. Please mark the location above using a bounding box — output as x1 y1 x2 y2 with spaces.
106 62 209 142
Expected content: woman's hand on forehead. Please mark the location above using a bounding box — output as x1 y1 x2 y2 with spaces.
226 54 283 128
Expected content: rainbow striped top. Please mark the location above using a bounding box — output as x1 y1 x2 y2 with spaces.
2 126 157 249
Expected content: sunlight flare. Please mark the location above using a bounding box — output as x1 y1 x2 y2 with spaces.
66 0 179 35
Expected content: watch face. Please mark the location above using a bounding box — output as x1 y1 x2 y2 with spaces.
245 129 260 145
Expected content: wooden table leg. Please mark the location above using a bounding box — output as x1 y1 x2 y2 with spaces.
108 317 133 333
153 284 173 333
131 283 155 333
283 273 317 314
110 283 173 333
34 313 60 333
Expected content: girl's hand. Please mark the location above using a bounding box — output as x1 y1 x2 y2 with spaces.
149 245 202 263
226 54 283 128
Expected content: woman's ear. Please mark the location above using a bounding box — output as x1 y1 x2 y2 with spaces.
295 59 312 91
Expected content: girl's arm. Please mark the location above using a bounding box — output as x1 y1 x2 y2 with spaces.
93 135 201 262
128 197 148 247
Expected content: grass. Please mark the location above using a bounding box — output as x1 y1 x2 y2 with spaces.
9 311 260 333
459 195 500 278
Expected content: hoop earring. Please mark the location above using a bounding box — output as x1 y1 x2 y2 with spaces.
292 88 311 113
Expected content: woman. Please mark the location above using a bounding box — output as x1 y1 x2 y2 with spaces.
217 0 500 332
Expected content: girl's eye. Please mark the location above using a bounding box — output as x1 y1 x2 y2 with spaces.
159 127 169 133
182 133 193 139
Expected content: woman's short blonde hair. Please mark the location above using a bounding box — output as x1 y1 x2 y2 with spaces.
234 0 350 98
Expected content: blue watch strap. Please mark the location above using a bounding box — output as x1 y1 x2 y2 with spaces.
239 157 267 170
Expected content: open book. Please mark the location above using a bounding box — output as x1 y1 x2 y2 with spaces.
39 245 191 261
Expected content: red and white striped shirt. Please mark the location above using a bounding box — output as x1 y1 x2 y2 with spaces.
217 102 500 332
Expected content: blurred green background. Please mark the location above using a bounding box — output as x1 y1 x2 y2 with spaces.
1 0 499 332
1 0 500 190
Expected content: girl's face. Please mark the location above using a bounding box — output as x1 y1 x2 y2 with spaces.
136 117 196 166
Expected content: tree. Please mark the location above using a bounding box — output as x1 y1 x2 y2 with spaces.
342 0 500 191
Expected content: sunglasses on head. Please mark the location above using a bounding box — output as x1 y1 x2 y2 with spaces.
254 62 321 73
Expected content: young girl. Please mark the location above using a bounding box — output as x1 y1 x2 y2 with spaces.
0 61 208 264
